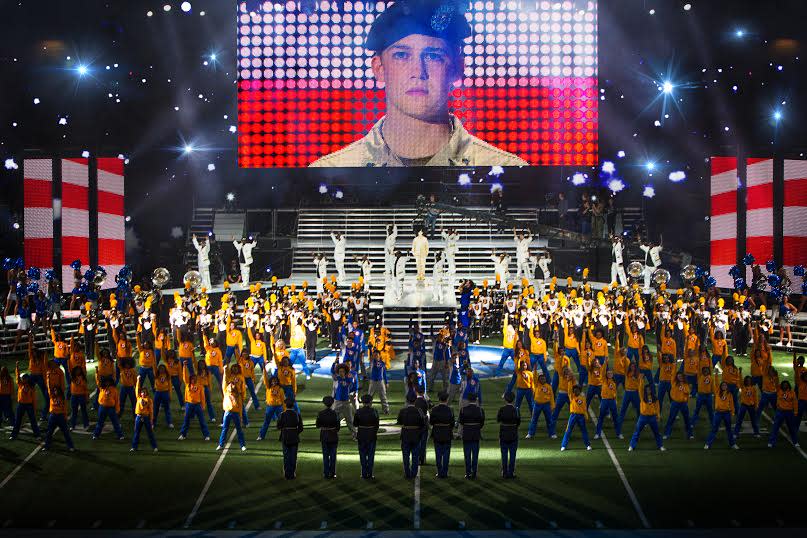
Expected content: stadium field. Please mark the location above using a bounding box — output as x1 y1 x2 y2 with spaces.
0 340 805 533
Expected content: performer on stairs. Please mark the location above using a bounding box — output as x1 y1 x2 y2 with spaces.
412 229 430 282
192 234 212 290
384 225 398 279
331 232 347 284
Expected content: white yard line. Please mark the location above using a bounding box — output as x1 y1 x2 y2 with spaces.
414 471 421 529
760 411 807 461
587 408 651 529
0 442 43 490
184 377 264 528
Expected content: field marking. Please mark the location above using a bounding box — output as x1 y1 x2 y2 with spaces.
760 411 807 461
0 442 43 491
184 377 264 529
587 408 651 529
413 470 421 529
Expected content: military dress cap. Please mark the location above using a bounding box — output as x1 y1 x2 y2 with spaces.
466 392 477 402
323 395 335 406
361 394 374 404
365 0 472 52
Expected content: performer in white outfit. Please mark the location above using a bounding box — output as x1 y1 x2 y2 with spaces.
233 236 257 286
432 250 447 303
489 252 510 284
313 253 328 295
192 234 212 290
537 252 552 283
384 224 398 278
440 228 460 279
610 236 628 287
411 229 429 282
331 231 347 283
356 255 372 293
514 228 533 281
393 251 410 301
639 237 662 292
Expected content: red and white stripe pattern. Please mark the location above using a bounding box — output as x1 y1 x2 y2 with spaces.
745 158 774 282
60 158 90 285
96 158 125 289
23 159 53 287
710 157 738 288
783 159 807 284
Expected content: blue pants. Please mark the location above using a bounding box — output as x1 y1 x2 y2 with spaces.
614 374 625 389
528 402 554 437
44 414 74 450
29 374 49 419
204 387 215 420
94 406 124 438
657 381 671 411
596 398 619 436
733 404 760 436
154 391 173 426
768 410 798 446
496 348 515 372
249 355 264 374
514 388 534 416
618 390 640 426
550 393 570 430
132 415 158 449
530 353 550 379
0 394 14 426
70 395 89 429
705 411 735 447
758 392 777 415
401 440 420 478
321 442 337 477
463 440 480 476
727 384 739 414
282 386 301 413
219 411 246 448
585 385 601 409
245 377 260 410
693 394 714 427
290 348 310 376
626 347 639 363
685 375 698 397
224 346 237 363
359 441 377 478
119 386 136 416
500 439 517 477
434 442 451 477
180 403 211 438
629 415 663 449
138 366 155 390
171 376 185 407
207 365 223 392
664 401 693 438
639 369 653 386
561 414 590 448
797 400 806 426
11 403 40 438
258 405 284 439
283 443 299 478
711 354 722 367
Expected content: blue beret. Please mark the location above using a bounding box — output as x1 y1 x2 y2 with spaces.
366 0 472 53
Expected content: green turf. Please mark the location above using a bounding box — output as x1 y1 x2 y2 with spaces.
0 340 805 531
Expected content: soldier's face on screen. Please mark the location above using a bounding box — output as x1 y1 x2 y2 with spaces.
372 34 462 121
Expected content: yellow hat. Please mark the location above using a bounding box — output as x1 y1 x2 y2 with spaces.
133 285 141 293
269 293 277 304
482 279 488 288
760 305 766 313
271 276 278 283
583 267 589 278
302 280 308 288
718 297 725 308
223 281 230 289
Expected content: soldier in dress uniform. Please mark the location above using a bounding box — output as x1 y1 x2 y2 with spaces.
458 391 484 479
276 397 303 479
397 393 427 479
497 391 521 479
309 0 527 168
414 387 431 465
316 395 340 479
429 391 455 478
353 394 380 479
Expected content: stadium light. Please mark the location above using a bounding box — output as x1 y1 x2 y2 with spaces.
226 192 235 202
661 81 674 94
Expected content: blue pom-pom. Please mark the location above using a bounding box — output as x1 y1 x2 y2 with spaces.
765 259 777 273
770 287 783 300
70 259 82 270
728 265 741 278
802 281 807 294
44 269 56 281
27 267 41 281
794 265 805 277
2 257 12 271
768 274 781 288
14 258 24 269
705 276 717 288
83 269 94 282
27 282 39 295
695 266 707 279
742 253 755 266
733 277 746 290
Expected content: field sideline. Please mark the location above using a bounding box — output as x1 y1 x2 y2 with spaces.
0 338 806 532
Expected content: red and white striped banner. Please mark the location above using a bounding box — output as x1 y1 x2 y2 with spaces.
60 158 89 285
710 156 738 288
745 158 774 282
96 158 125 289
23 159 53 287
783 159 807 285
